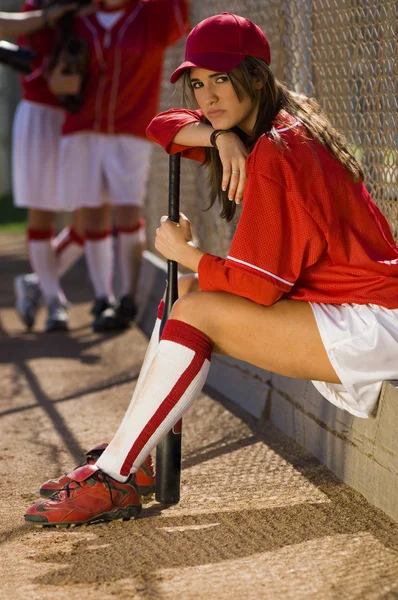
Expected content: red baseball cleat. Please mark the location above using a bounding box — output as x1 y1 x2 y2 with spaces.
25 464 142 528
40 443 155 501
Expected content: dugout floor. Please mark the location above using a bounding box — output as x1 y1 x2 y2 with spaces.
1 233 398 600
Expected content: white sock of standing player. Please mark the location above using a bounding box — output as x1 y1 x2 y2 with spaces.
116 220 146 299
84 230 115 302
53 226 85 279
27 228 66 305
96 318 212 481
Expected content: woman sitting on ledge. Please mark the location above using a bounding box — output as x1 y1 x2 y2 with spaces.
24 12 398 528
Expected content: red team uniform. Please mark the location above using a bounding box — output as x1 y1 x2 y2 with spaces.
147 107 398 417
14 0 61 211
13 0 85 331
55 0 189 329
62 0 188 139
57 0 189 213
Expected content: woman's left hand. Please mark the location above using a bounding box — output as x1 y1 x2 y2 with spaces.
155 214 204 271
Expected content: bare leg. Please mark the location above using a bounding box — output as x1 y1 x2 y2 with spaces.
70 208 85 238
171 292 339 383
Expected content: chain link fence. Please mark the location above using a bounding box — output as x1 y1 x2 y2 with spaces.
0 1 396 244
146 0 397 258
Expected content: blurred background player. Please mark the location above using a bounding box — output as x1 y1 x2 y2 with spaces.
0 2 76 37
12 0 88 332
50 0 189 332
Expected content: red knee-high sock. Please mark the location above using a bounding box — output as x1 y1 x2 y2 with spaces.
96 318 212 480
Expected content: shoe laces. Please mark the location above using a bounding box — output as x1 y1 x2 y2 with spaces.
50 470 117 504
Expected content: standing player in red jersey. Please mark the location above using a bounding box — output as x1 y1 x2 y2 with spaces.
12 0 87 332
0 3 76 37
51 0 190 332
25 13 398 527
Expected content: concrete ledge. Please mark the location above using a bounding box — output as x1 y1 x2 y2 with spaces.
137 251 398 522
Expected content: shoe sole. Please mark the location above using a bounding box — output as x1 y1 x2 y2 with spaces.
14 278 37 330
24 503 142 528
45 322 69 333
92 320 126 332
39 483 155 500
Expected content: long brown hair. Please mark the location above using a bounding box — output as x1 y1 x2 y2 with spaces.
181 57 363 222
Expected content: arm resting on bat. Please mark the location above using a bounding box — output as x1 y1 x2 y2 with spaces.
147 108 249 202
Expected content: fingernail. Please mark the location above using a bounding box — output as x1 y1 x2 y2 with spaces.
222 186 226 191
235 199 240 205
229 196 233 201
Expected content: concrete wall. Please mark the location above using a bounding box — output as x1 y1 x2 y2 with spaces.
137 250 398 523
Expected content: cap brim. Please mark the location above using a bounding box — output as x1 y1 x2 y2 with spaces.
170 52 245 83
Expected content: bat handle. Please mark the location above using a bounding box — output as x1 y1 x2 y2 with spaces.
159 260 178 336
156 154 182 504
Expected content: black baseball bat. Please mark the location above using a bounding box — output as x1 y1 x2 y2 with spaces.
155 152 182 504
0 41 36 74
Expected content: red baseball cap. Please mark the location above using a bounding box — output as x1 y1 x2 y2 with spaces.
170 13 271 84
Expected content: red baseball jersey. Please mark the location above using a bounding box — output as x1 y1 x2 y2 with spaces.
17 0 60 108
147 108 398 309
62 0 189 137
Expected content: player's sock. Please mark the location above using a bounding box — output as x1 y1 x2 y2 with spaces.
27 228 66 304
84 229 114 301
53 226 85 279
96 318 212 481
115 220 146 298
119 298 164 425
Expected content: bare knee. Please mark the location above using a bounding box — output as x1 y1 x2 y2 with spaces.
113 205 141 229
28 208 54 230
71 209 85 237
170 291 202 322
169 292 220 335
178 274 199 298
83 205 111 232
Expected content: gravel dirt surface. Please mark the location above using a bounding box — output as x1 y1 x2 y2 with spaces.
1 233 398 600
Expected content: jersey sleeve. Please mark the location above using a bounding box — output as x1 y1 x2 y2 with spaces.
198 146 327 306
150 0 189 47
17 0 55 78
146 108 206 162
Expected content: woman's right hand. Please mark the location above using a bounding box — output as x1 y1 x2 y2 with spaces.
215 132 249 205
48 61 82 96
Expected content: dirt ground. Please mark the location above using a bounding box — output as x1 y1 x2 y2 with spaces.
1 233 398 600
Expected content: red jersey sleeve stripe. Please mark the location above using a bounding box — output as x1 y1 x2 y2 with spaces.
198 253 285 306
226 255 294 287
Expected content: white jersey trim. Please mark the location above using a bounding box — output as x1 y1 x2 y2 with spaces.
83 17 106 132
226 255 294 287
275 121 301 133
108 2 144 133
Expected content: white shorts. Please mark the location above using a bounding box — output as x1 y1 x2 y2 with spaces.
57 133 152 211
12 100 64 211
310 302 398 418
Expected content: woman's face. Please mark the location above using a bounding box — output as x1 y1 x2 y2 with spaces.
190 68 259 135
